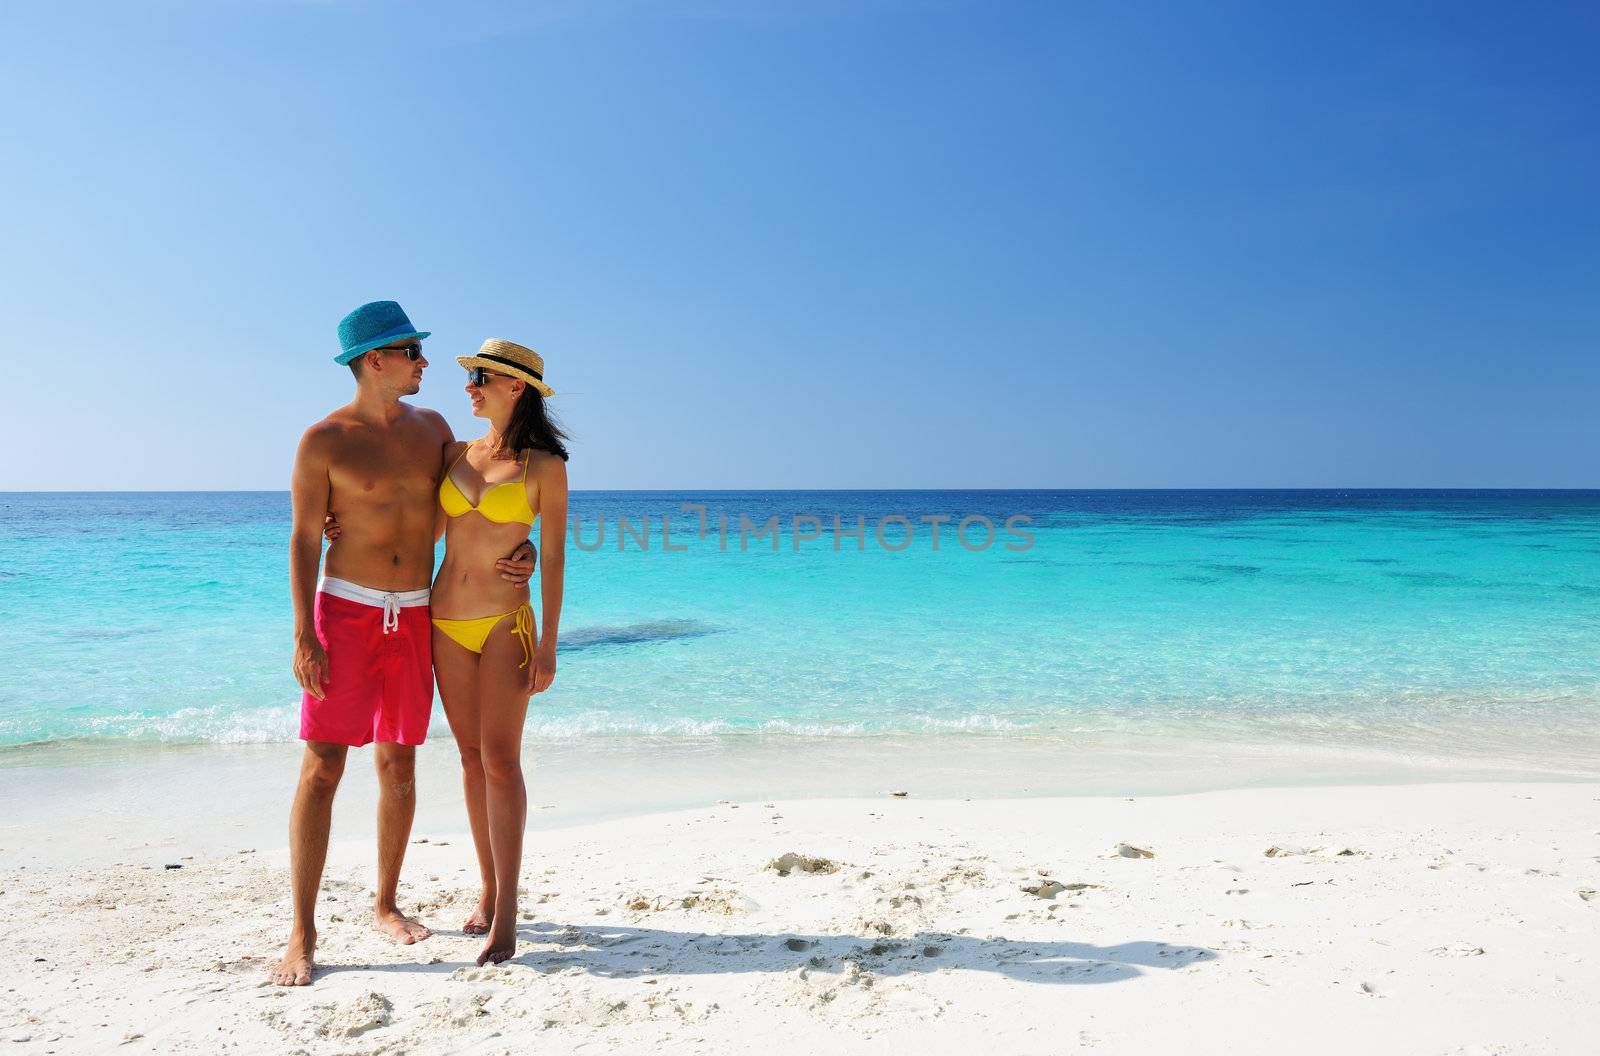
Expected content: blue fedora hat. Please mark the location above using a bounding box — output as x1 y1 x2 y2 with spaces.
335 300 431 365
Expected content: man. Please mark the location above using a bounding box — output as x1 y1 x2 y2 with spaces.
270 300 533 987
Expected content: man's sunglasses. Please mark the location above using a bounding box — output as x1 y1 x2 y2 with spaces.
376 342 424 361
467 366 509 386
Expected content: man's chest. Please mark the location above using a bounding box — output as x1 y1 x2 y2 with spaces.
328 428 440 499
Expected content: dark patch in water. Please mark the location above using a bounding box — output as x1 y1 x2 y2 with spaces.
1174 574 1220 585
1350 557 1399 565
1561 584 1600 598
1382 570 1463 586
1201 563 1262 576
65 626 162 642
562 619 718 651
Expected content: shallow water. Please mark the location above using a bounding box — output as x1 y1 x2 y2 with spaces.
2 490 1597 766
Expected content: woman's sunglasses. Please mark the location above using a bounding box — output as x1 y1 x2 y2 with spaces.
467 366 509 386
377 341 424 362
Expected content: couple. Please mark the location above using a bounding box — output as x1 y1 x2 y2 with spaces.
270 300 569 986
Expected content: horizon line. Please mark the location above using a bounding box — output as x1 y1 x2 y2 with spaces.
4 487 1599 495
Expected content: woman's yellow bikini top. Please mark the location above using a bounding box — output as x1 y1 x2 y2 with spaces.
439 444 536 526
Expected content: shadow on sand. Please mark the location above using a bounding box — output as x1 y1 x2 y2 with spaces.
322 920 1216 987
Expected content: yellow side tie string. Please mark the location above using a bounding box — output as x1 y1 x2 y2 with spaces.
512 605 535 669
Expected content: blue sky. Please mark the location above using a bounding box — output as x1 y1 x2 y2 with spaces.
1 0 1595 489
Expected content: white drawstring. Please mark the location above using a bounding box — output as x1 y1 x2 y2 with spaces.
317 577 430 626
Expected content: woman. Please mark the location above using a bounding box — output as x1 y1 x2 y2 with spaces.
431 338 569 965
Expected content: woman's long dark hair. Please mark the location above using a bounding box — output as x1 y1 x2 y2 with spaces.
502 386 570 461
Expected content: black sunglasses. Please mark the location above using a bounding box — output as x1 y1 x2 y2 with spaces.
377 341 424 361
467 366 509 386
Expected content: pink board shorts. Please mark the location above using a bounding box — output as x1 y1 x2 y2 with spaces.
300 576 433 747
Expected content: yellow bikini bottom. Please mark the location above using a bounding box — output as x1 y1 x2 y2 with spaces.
432 604 535 668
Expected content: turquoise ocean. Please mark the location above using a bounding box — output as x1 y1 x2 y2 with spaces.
2 491 1598 768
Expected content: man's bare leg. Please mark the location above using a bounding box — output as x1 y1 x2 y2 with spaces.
271 741 347 986
373 741 431 944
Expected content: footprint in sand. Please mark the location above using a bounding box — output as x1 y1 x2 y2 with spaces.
623 890 755 915
420 989 491 1027
1022 880 1067 898
315 992 392 1039
766 852 839 877
1264 845 1322 858
1022 880 1102 899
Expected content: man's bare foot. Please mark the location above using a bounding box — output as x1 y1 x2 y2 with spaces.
476 925 516 966
463 896 492 936
374 907 432 945
269 927 316 986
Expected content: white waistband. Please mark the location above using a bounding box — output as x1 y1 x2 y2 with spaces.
319 576 430 634
319 576 431 608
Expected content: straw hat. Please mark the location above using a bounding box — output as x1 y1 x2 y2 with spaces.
457 338 555 397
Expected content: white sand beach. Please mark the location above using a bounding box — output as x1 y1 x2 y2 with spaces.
4 773 1599 1055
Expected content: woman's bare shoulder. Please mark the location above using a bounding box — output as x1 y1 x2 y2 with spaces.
522 450 567 514
525 449 568 478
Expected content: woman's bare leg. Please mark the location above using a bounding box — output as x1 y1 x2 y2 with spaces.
432 627 496 935
476 620 534 965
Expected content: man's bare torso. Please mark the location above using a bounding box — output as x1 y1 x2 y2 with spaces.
312 404 449 591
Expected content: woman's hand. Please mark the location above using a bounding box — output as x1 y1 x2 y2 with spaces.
497 540 536 585
323 513 342 542
528 642 557 695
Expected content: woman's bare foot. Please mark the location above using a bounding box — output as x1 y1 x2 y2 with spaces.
374 906 432 945
463 895 493 936
476 925 517 966
269 926 316 986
